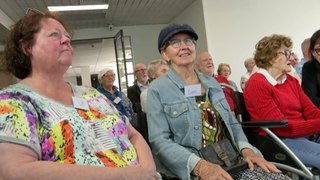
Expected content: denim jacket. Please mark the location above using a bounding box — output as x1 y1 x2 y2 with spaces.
147 67 260 180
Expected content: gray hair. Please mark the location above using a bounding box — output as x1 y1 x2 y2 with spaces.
244 57 254 68
147 59 168 80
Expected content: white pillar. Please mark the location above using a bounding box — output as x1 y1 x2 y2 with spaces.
80 66 91 87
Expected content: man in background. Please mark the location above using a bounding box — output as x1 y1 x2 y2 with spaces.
195 51 236 116
127 63 149 114
295 38 311 78
240 57 256 91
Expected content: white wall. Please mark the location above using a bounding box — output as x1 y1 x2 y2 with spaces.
63 76 77 85
171 0 207 53
202 0 320 90
72 0 206 67
73 24 165 65
71 0 320 90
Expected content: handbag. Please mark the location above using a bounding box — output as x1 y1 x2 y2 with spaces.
199 138 248 174
198 90 247 174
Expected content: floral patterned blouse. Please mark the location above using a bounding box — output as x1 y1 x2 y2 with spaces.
0 83 139 167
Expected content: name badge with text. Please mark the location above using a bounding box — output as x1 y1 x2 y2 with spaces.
72 96 89 110
113 97 121 104
184 84 201 97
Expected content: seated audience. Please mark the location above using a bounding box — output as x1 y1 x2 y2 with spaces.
289 52 299 68
127 63 149 114
147 23 290 180
287 52 301 84
97 68 138 129
296 38 311 78
240 57 257 91
140 59 168 113
195 51 236 115
0 9 158 179
244 34 320 170
217 63 239 91
302 30 320 108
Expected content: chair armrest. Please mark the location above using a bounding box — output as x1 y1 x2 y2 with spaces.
241 120 288 128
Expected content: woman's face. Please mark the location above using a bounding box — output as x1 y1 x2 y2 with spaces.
289 53 299 67
247 60 256 72
102 70 116 87
27 18 73 74
155 64 169 78
161 33 196 68
312 41 320 63
270 46 292 74
220 65 230 79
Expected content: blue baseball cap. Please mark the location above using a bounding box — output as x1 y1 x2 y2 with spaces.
158 24 198 53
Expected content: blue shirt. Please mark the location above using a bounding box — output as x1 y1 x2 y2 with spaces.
97 85 138 127
146 67 260 179
295 58 307 78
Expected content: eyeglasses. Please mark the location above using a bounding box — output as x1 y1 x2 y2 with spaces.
135 68 147 73
167 38 196 49
277 50 294 60
25 8 44 16
314 48 320 56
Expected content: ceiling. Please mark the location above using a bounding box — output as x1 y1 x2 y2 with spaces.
0 0 196 77
0 0 196 78
0 0 196 44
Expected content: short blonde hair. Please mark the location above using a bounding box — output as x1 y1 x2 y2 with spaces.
147 59 168 80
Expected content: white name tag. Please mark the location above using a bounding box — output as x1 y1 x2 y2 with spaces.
184 84 201 97
113 97 121 104
72 96 89 110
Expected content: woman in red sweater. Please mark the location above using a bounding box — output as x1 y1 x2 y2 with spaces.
244 34 320 169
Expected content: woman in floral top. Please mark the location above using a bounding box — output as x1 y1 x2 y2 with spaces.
0 9 157 180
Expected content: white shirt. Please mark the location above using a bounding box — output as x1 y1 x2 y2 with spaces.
140 89 148 113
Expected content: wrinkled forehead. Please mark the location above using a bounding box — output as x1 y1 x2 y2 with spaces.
38 18 68 34
201 53 212 61
221 65 230 70
134 64 146 70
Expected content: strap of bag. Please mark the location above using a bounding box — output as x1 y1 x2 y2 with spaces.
212 141 232 167
206 89 236 167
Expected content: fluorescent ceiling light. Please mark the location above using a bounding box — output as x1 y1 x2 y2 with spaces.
48 4 109 11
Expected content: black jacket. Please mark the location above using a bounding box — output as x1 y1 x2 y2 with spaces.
302 58 320 107
127 82 143 113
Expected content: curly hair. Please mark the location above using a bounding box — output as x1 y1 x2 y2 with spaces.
254 34 292 69
3 10 72 79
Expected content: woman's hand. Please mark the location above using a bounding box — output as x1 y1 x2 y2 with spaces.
241 148 281 173
193 160 233 180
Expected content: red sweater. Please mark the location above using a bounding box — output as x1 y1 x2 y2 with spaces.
244 72 320 138
215 75 236 111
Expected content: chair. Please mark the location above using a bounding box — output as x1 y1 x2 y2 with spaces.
137 111 149 144
220 83 319 180
135 111 153 149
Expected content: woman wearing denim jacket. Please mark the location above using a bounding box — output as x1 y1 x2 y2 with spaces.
147 24 290 180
